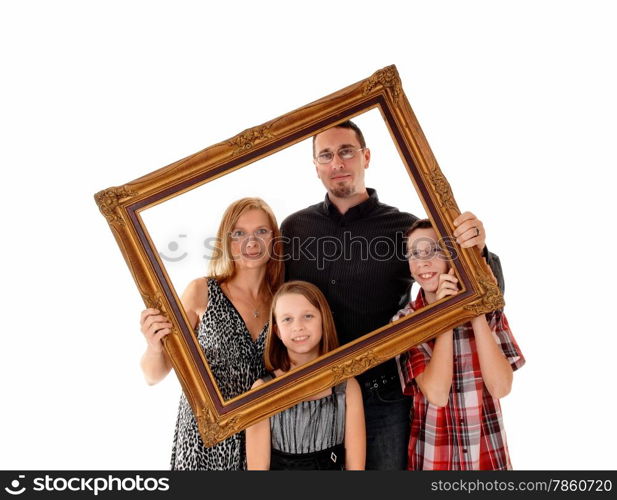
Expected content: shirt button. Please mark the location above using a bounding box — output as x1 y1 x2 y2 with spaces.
331 279 336 285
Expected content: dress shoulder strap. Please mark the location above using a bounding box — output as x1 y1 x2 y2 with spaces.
332 379 348 395
261 373 275 383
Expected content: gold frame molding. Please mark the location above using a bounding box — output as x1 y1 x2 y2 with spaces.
95 65 503 446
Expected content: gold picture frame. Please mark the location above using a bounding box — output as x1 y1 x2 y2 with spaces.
94 65 503 447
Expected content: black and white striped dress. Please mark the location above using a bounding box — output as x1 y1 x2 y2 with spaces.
170 278 267 470
266 375 347 470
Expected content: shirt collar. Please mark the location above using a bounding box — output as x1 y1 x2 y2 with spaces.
322 188 379 221
411 289 428 311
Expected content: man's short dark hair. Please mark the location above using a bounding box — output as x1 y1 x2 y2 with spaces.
312 119 366 157
404 218 433 238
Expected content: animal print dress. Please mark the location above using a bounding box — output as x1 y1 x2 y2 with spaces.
170 278 267 470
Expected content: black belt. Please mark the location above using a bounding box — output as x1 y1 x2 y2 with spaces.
361 372 399 391
269 443 345 470
356 358 398 385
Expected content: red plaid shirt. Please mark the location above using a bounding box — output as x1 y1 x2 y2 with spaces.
393 292 525 470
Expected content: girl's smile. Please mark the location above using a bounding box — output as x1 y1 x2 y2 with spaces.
274 293 323 363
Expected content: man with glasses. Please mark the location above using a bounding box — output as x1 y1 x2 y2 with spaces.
280 120 504 470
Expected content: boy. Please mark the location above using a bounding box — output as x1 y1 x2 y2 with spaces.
393 219 525 470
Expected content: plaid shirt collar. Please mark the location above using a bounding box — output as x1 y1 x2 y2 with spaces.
411 289 428 310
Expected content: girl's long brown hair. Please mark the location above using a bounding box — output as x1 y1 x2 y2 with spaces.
264 281 339 372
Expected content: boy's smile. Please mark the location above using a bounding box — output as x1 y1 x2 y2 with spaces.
407 227 449 297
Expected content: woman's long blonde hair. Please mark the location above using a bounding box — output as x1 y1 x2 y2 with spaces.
208 197 284 297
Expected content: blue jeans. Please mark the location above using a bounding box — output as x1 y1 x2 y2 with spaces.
361 375 411 470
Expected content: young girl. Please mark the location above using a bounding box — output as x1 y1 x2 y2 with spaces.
246 281 366 470
394 219 525 470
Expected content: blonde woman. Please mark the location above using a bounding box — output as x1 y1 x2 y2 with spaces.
139 198 283 470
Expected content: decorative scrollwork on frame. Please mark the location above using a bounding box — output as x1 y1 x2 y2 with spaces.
331 350 386 386
428 165 458 211
142 292 165 313
464 270 505 316
94 186 137 225
227 124 275 156
197 408 241 447
363 65 402 101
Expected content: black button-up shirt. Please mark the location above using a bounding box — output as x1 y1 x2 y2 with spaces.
280 188 503 384
281 189 415 383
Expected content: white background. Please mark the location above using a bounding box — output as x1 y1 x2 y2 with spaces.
141 107 428 296
1 1 616 470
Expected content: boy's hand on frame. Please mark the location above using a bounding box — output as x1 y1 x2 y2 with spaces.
436 268 459 301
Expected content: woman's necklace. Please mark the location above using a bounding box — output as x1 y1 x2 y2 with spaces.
224 282 263 318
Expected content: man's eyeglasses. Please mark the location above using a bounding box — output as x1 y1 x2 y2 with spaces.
315 147 365 164
406 244 447 261
229 228 273 242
